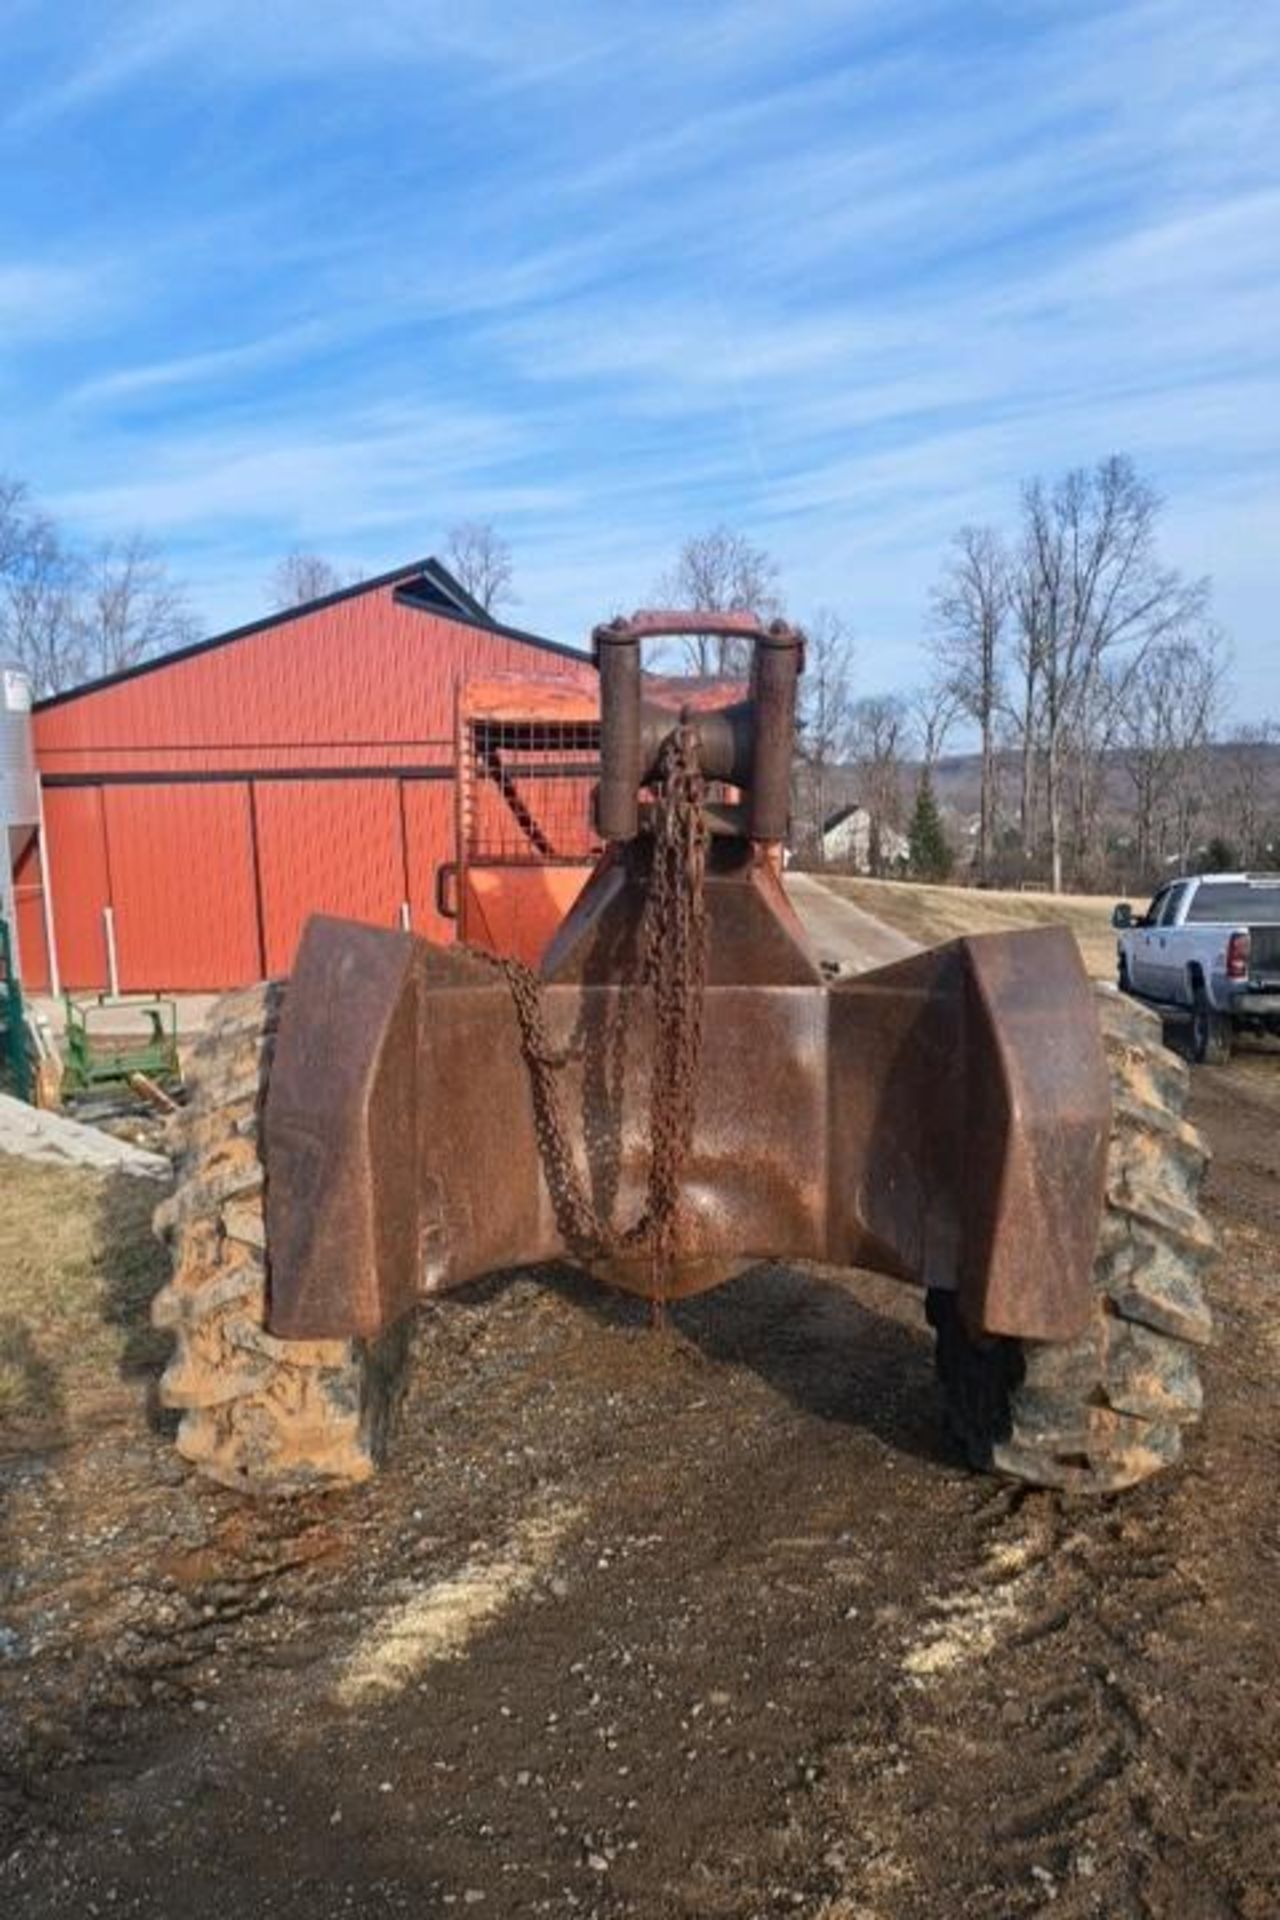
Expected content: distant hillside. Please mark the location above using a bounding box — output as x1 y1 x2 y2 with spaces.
822 740 1280 827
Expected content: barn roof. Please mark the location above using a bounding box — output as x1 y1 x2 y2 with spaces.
34 555 589 712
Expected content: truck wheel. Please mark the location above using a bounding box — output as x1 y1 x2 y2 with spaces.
927 986 1215 1493
1191 987 1232 1066
151 983 408 1494
1117 954 1132 995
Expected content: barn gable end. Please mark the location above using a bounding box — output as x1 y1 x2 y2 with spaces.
26 561 595 991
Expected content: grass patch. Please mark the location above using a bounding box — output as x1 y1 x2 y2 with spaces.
0 1159 170 1444
813 876 1119 979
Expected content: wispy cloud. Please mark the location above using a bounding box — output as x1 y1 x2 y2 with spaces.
0 258 112 338
50 396 575 539
2 0 1277 713
63 322 334 409
8 0 915 127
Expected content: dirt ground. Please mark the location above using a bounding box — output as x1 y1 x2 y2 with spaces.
813 877 1121 979
1 1049 1278 1918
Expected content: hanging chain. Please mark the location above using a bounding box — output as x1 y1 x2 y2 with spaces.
633 721 709 1282
470 722 709 1292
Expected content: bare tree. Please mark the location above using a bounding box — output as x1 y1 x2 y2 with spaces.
1064 657 1136 886
848 693 908 876
1120 633 1225 882
1009 568 1043 866
0 475 32 576
76 534 198 680
1213 722 1279 867
444 522 516 615
794 608 854 857
0 503 84 697
909 676 962 769
268 551 344 610
656 526 781 674
0 474 202 696
930 525 1007 880
1014 456 1208 891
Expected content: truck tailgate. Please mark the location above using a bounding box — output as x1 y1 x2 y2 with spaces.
1249 925 1280 985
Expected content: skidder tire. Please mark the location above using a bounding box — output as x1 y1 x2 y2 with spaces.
151 982 407 1495
927 984 1215 1493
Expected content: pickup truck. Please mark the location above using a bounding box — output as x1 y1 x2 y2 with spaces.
1112 872 1280 1063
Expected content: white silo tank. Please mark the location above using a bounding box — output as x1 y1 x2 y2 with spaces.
1 662 39 977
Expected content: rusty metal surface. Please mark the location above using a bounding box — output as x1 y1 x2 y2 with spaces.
264 612 1110 1350
827 926 1111 1342
542 842 823 988
266 914 1109 1345
594 611 803 844
593 609 805 653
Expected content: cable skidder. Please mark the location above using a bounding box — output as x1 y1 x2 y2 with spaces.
153 611 1215 1495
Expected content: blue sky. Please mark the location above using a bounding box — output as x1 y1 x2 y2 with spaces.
2 0 1277 714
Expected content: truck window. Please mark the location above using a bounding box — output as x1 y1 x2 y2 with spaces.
1186 881 1280 923
1158 883 1190 927
1143 888 1168 926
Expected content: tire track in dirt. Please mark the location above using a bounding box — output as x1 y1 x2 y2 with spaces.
795 1486 1204 1915
2 1065 1277 1919
790 1069 1279 1920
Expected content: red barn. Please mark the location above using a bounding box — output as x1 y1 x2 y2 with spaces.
20 559 599 993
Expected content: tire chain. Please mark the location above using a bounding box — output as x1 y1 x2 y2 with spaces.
470 722 709 1294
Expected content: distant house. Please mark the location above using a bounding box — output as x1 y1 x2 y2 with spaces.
819 804 909 873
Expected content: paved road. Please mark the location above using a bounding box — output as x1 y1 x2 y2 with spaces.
786 871 919 974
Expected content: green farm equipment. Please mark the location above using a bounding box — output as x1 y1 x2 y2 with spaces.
61 992 182 1098
0 916 33 1102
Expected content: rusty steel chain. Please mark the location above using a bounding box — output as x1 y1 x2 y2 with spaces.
634 721 709 1281
468 722 709 1293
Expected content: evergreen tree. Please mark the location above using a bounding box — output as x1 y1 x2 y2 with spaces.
1198 836 1238 873
908 770 953 881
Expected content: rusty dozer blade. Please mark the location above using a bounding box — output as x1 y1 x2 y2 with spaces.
262 609 1111 1353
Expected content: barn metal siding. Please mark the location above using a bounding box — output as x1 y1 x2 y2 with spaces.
35 591 590 775
11 829 48 987
253 778 406 977
103 784 261 990
400 777 457 943
30 579 595 989
42 787 111 990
